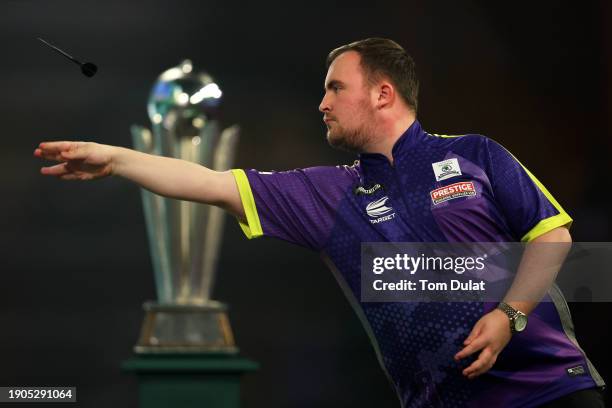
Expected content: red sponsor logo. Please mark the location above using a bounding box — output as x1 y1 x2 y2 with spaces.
430 181 476 205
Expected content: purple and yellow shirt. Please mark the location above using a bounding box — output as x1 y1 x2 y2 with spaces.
231 120 604 407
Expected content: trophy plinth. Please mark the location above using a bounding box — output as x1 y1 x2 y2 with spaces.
135 301 238 354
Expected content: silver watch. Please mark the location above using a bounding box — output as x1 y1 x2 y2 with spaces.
497 302 528 333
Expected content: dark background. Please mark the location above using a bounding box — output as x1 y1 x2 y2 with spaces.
1 1 610 406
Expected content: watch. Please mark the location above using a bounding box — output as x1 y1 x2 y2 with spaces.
497 302 528 333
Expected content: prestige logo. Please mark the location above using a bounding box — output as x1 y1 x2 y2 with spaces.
430 181 476 205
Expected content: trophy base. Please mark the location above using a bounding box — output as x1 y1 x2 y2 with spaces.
122 354 259 408
135 301 238 354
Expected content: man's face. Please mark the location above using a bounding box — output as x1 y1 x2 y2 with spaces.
319 51 377 152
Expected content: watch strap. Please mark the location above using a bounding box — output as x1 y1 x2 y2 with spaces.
497 302 518 333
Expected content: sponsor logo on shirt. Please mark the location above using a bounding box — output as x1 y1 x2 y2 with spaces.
354 183 383 195
430 181 476 205
366 196 396 224
566 365 586 377
432 158 462 181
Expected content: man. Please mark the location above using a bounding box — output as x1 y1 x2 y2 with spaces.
35 38 605 407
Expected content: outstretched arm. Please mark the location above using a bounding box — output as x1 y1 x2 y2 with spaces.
34 141 244 220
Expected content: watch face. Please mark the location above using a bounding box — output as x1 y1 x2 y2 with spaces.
514 314 528 332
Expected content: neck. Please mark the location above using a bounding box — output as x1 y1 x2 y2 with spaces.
364 113 416 164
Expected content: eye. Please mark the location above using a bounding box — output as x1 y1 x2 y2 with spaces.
324 83 342 94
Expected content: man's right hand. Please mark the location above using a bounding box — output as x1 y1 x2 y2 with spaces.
34 140 245 221
34 141 115 180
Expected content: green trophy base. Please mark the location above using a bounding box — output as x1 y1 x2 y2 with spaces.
122 354 259 408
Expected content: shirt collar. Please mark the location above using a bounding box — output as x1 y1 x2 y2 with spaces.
358 119 426 169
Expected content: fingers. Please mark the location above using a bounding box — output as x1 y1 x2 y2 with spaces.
40 161 101 180
455 335 486 361
37 141 74 154
38 141 72 151
40 162 69 177
453 312 511 380
34 141 84 162
34 146 64 162
462 348 497 379
60 142 90 160
40 163 90 180
463 324 482 346
59 173 81 181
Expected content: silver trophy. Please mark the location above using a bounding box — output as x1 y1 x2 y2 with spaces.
131 60 239 353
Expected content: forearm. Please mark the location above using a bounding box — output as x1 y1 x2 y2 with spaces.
111 146 232 207
503 227 572 315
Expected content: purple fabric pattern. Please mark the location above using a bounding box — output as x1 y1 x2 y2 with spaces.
235 120 603 407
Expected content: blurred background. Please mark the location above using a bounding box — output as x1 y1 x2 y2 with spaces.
1 0 610 406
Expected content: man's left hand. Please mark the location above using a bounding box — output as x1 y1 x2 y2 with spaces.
454 309 512 379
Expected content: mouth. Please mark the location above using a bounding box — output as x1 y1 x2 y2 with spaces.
323 117 335 124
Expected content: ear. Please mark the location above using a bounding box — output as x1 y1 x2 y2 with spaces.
375 81 395 110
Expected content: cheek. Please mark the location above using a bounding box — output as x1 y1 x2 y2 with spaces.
334 93 371 121
339 98 362 116
359 97 376 117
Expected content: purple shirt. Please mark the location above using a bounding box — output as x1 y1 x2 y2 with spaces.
231 120 604 407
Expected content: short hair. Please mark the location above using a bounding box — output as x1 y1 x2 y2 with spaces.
326 38 419 112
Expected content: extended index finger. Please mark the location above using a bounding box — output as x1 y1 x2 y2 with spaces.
35 141 75 162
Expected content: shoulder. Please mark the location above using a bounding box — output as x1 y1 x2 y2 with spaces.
297 164 361 196
423 131 515 164
302 163 361 183
424 131 489 150
247 163 360 193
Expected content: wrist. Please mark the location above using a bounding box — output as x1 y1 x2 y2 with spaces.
109 145 130 177
497 302 528 334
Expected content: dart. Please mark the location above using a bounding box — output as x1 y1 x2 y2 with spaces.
37 37 98 77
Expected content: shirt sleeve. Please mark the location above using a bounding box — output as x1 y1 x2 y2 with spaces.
230 166 355 250
485 138 573 242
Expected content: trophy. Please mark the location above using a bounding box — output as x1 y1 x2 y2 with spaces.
131 60 239 353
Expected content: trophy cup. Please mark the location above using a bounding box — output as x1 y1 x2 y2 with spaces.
131 60 239 354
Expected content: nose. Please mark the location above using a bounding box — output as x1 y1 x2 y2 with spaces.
319 92 331 113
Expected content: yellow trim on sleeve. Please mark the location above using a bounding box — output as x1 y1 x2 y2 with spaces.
230 169 264 239
507 153 573 242
521 213 573 243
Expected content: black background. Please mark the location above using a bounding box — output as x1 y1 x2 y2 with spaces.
1 1 610 407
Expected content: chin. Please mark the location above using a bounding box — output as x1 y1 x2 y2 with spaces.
327 133 359 153
326 131 341 146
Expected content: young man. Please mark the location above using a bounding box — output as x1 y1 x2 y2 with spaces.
35 38 605 407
